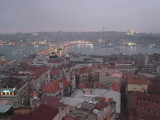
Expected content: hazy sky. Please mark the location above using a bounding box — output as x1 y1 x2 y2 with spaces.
0 0 160 33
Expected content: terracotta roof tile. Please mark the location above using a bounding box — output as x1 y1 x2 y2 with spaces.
21 66 49 80
95 100 108 110
79 67 91 74
138 101 160 112
128 75 148 85
13 104 58 120
51 69 61 76
7 77 22 87
48 58 64 63
112 82 120 92
42 78 70 93
40 96 67 108
137 107 160 120
30 91 39 97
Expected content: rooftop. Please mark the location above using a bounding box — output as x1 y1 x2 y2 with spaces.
128 75 148 85
42 78 70 93
40 96 67 108
79 67 91 74
13 104 58 120
50 69 61 77
71 88 120 113
20 65 48 80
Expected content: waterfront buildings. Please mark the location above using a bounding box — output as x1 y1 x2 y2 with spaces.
0 40 160 119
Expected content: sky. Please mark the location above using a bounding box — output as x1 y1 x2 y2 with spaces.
0 0 160 33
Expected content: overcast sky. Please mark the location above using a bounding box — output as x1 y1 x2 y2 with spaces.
0 0 160 33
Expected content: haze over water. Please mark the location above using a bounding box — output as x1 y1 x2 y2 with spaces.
1 44 160 61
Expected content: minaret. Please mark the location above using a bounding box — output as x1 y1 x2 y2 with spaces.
63 55 71 82
63 55 76 91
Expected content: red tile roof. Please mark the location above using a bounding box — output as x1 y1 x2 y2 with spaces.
122 73 133 79
64 115 82 120
42 78 70 93
109 72 122 77
51 69 61 77
48 58 64 63
13 104 58 120
30 91 39 97
102 97 113 102
7 77 22 87
128 75 148 85
40 96 67 108
137 107 160 120
112 82 120 92
95 82 104 88
138 100 160 112
21 66 49 80
79 67 91 74
95 100 108 110
64 115 76 120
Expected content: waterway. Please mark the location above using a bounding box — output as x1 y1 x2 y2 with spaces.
0 45 47 61
0 44 160 61
66 44 160 56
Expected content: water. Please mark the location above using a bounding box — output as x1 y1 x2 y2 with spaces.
0 44 160 61
0 45 47 61
65 44 160 56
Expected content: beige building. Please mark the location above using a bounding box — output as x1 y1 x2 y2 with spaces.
127 75 148 92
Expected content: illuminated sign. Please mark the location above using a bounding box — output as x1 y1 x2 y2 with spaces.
3 90 10 93
12 88 16 91
0 92 15 96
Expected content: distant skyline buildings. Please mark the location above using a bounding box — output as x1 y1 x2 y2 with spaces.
0 0 160 33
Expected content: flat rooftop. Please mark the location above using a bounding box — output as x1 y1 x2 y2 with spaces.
68 88 120 113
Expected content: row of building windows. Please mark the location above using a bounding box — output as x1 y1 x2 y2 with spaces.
137 97 159 104
0 92 15 96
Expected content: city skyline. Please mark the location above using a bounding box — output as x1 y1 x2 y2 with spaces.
0 0 160 33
